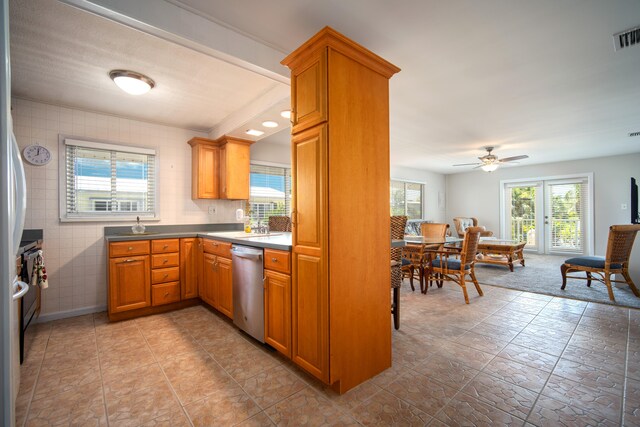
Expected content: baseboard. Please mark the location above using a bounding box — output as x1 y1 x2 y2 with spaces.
36 305 107 323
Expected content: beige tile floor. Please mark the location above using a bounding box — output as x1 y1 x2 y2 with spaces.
15 281 640 426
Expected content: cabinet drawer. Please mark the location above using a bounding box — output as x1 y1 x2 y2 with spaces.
151 267 180 284
152 282 181 306
151 253 179 269
264 249 291 274
110 241 150 258
202 239 232 258
151 239 180 254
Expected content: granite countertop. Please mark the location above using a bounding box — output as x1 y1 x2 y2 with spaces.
104 225 292 250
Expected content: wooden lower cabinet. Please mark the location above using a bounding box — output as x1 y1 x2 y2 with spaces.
264 269 291 357
152 281 180 306
216 256 233 318
200 251 233 319
109 255 151 313
201 253 217 307
180 238 199 299
292 252 329 383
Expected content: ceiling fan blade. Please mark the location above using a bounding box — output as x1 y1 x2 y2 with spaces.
453 162 482 166
499 155 529 163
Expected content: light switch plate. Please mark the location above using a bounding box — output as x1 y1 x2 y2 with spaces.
208 205 216 214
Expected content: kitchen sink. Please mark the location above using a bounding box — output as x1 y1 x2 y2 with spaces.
234 233 281 239
117 231 159 236
206 231 281 239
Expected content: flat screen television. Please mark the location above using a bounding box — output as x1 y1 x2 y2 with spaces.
632 177 639 224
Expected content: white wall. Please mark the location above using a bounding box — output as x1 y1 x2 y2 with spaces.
250 140 290 165
13 98 244 319
391 166 446 223
446 153 640 283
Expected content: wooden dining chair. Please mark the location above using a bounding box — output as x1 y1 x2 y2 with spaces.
420 222 450 287
561 224 640 301
390 215 408 329
424 226 484 304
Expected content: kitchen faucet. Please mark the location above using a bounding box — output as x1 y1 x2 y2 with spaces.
252 219 269 235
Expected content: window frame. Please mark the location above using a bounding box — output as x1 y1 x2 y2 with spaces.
390 179 425 220
248 161 291 225
58 135 159 222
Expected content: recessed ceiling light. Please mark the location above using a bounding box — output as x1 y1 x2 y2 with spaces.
280 110 291 119
109 70 155 95
246 129 264 137
262 121 278 128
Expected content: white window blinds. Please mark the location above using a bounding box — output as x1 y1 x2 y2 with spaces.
248 164 291 223
546 179 587 253
390 180 424 219
62 138 157 220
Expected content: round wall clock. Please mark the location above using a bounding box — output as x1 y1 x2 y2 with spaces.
23 145 52 166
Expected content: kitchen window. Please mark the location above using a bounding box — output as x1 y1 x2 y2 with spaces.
390 180 424 219
60 137 157 221
248 164 291 223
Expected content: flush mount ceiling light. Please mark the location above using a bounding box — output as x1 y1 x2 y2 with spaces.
280 110 291 119
109 70 155 95
262 121 278 128
246 129 264 137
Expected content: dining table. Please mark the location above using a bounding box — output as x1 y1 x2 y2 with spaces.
401 236 463 291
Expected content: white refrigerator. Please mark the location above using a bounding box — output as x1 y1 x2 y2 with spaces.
1 0 28 425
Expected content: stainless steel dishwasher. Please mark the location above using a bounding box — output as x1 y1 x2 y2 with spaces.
231 245 265 342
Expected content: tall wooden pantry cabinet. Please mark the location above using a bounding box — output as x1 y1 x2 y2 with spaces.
282 27 400 393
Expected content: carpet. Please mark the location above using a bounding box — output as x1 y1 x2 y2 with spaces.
473 252 640 310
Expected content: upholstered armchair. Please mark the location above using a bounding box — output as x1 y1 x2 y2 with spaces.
453 217 493 238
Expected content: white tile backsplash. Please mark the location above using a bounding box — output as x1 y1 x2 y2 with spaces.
14 98 243 318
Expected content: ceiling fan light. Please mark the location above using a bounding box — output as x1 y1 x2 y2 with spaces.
109 70 155 95
481 163 499 172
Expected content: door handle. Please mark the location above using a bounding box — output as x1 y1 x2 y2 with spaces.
12 280 29 301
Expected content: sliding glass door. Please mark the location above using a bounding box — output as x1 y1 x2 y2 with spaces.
502 175 591 255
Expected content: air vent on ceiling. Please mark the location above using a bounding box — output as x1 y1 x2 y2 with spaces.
629 131 640 138
613 26 640 51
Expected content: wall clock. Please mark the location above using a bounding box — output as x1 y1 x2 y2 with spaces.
23 145 52 166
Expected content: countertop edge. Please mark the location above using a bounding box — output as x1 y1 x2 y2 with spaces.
104 232 293 251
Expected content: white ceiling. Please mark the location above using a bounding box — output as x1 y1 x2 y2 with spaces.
9 0 287 132
9 0 640 173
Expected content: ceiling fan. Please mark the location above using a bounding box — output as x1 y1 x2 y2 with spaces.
453 146 529 172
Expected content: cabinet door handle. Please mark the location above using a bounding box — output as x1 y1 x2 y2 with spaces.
163 259 168 263
164 292 170 298
163 274 169 279
163 245 169 249
123 259 136 263
128 246 133 251
271 258 278 262
213 242 218 246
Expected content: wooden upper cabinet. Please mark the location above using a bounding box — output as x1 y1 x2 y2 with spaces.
290 51 327 134
188 138 219 199
218 136 252 200
188 136 253 200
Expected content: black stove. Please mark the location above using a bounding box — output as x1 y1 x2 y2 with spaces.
17 229 43 364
